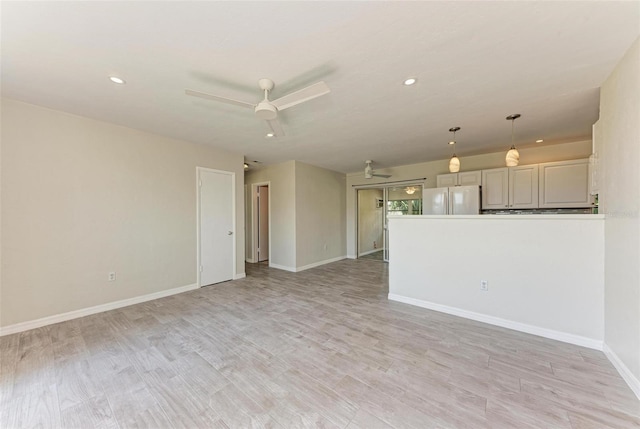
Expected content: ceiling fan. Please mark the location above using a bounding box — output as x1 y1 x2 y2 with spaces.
185 78 330 137
364 160 391 179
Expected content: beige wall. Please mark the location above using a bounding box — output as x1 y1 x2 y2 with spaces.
345 140 592 257
245 161 296 269
357 189 383 255
295 161 346 268
245 161 346 271
599 37 640 390
1 98 245 327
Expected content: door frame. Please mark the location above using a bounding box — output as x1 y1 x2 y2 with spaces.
251 181 271 265
196 166 236 288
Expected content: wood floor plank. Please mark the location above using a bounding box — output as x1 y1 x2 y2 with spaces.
59 393 119 429
0 259 637 428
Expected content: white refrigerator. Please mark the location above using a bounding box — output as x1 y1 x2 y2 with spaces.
422 185 481 215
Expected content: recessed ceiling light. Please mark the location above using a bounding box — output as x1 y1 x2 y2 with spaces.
403 77 417 86
448 141 455 145
109 76 126 84
536 139 544 143
243 163 249 170
265 133 274 138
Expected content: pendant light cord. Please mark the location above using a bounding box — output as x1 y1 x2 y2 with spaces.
511 118 515 150
506 113 520 150
452 129 457 156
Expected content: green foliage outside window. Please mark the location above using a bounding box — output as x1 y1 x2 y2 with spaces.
387 199 422 215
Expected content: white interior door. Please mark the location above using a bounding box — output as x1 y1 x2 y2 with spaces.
198 168 234 286
257 185 269 262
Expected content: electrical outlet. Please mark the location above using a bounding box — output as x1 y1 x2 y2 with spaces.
108 272 116 282
480 280 488 291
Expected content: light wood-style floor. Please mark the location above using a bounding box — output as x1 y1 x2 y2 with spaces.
1 259 638 428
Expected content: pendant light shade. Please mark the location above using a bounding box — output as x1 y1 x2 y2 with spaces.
505 114 521 167
505 147 519 167
449 155 460 173
448 126 461 173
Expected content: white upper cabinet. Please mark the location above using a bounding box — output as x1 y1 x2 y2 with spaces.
436 173 458 187
509 165 539 209
482 165 539 209
458 170 482 186
539 159 592 208
482 168 509 209
436 170 482 188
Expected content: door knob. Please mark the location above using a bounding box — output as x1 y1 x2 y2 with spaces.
228 231 233 235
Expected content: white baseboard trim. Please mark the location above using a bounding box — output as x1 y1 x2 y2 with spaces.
296 255 347 272
604 343 640 399
347 254 357 259
388 293 603 351
269 256 347 273
358 249 383 257
246 258 256 263
234 273 246 280
0 283 199 337
269 263 297 272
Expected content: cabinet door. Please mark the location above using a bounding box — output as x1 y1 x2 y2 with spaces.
482 168 509 209
509 165 539 209
436 173 458 187
458 170 482 186
539 159 591 208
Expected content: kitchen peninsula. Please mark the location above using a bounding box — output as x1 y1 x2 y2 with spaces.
388 214 605 349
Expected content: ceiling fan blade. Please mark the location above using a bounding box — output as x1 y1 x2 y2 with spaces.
185 89 255 109
373 173 392 178
271 81 330 111
265 118 285 137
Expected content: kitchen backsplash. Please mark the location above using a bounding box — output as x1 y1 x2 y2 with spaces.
482 208 593 215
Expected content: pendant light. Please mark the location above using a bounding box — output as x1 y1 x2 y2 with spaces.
404 186 417 195
448 127 461 173
505 114 521 167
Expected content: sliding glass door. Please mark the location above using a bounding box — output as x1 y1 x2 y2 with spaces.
384 185 423 261
357 183 423 263
357 188 385 262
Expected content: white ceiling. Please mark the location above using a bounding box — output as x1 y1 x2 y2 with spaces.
2 2 639 173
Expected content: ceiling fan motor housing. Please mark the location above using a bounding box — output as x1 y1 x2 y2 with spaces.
364 161 373 179
255 102 278 120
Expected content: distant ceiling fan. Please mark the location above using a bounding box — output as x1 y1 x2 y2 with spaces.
364 160 391 179
185 78 330 137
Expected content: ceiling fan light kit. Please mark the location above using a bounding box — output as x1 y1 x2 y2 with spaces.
505 114 521 167
255 102 278 120
448 126 461 173
186 78 330 137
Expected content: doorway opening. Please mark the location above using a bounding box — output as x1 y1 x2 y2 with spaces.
251 182 270 264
